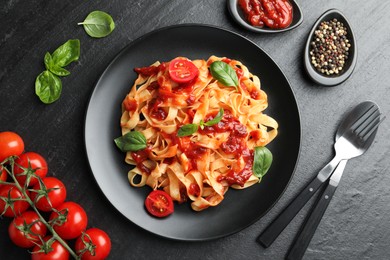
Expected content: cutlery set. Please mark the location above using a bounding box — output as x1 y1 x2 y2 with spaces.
258 101 384 259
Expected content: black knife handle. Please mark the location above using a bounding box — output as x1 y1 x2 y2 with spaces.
286 183 337 260
257 177 323 248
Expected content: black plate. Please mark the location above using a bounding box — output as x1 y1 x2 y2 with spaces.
84 24 301 241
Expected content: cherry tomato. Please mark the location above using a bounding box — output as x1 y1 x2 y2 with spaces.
75 228 111 260
144 190 174 217
31 236 69 260
49 201 88 240
0 184 30 217
0 167 7 184
168 58 199 84
14 152 48 187
8 210 47 248
0 131 24 163
30 177 67 212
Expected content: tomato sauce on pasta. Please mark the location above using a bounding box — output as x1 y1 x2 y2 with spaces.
119 56 278 211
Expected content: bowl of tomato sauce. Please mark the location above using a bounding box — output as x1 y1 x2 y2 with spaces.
227 0 303 33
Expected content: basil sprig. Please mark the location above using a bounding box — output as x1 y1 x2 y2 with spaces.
114 131 147 152
36 39 80 104
178 108 224 137
210 61 239 90
78 11 115 38
252 146 273 178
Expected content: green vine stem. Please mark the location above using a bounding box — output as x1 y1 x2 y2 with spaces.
2 157 79 259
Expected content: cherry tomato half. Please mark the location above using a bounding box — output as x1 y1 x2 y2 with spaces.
8 210 47 248
75 228 111 260
49 201 88 240
32 236 69 260
14 152 48 187
30 177 67 212
168 58 199 84
145 190 174 218
0 184 30 217
0 131 24 163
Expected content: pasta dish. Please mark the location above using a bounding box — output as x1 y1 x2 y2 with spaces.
116 56 278 213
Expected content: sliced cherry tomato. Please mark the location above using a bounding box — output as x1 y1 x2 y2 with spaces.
0 131 24 163
14 152 48 187
49 201 88 240
75 228 111 260
0 184 30 217
30 177 67 212
145 190 174 217
8 210 47 248
168 58 199 84
31 236 69 260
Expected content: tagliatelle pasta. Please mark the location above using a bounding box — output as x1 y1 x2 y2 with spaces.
119 56 278 211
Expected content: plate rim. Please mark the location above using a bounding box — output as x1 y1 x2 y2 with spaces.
84 23 302 241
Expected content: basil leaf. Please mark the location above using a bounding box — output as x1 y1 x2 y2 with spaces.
177 124 199 137
78 11 115 38
51 39 80 68
252 146 273 178
203 108 224 127
44 52 53 71
210 61 239 90
114 131 147 152
35 70 62 104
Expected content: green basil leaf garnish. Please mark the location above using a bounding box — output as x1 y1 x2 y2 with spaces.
203 108 224 127
35 70 62 104
210 61 239 90
78 11 115 38
114 131 147 152
51 39 80 68
252 146 273 178
177 124 199 137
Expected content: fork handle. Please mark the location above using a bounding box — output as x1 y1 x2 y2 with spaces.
257 176 323 248
286 183 337 260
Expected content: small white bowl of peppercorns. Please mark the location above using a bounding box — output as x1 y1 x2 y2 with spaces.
304 9 357 86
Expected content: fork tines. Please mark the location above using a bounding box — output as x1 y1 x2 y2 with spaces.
350 104 383 141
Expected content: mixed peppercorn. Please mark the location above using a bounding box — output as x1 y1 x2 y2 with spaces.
310 18 351 76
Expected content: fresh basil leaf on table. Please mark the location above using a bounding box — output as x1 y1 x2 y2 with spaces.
177 124 199 137
44 53 71 76
51 39 80 68
210 61 239 90
114 131 147 152
78 11 115 38
253 146 273 178
35 70 62 104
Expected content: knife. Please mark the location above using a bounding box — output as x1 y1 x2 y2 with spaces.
286 159 348 260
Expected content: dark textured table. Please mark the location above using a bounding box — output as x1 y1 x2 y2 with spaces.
1 1 389 259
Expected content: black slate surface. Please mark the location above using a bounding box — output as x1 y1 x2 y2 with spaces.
1 1 389 259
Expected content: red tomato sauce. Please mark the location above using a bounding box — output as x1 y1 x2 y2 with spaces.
131 146 153 174
218 149 254 186
238 0 293 29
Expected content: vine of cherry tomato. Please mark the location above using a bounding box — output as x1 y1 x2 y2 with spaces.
75 228 111 260
50 201 88 240
8 211 47 248
0 131 24 163
0 131 111 259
